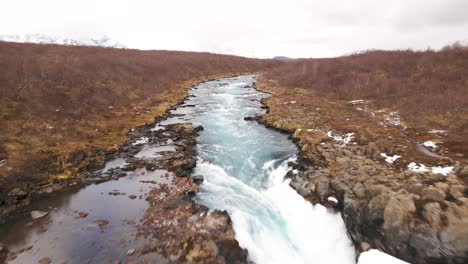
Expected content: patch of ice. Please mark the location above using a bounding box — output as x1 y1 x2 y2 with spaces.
290 101 296 104
135 145 177 159
358 249 409 264
431 166 453 176
407 162 429 173
407 163 453 176
385 111 401 126
327 131 354 145
151 124 166 131
428 129 448 134
132 136 149 146
380 153 401 164
356 107 376 117
348 99 366 105
327 197 338 203
306 129 316 132
102 158 128 173
423 141 438 149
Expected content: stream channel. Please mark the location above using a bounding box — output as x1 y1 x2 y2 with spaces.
0 75 355 264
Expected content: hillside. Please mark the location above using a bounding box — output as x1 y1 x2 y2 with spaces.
263 47 468 147
0 41 277 197
258 47 468 262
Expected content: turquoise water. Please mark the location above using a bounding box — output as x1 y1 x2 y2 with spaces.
173 75 356 264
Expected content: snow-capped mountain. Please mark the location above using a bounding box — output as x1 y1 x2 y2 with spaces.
0 34 126 49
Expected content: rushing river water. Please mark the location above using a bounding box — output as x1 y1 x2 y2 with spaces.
181 75 355 264
1 75 355 264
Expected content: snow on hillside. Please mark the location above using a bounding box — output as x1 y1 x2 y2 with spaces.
0 34 126 48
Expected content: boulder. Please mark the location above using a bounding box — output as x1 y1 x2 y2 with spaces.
458 166 468 177
422 186 446 203
353 182 366 198
422 202 442 229
31 210 48 220
360 242 372 252
383 194 415 231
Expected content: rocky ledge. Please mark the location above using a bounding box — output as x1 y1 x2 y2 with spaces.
129 123 249 263
1 107 249 263
257 79 468 264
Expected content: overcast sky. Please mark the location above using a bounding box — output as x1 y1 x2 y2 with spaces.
1 0 467 58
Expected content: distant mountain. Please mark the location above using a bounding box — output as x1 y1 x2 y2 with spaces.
0 34 126 49
272 56 292 61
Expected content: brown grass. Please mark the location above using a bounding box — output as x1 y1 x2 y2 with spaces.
263 47 468 139
0 41 278 193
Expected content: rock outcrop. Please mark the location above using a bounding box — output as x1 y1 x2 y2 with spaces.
257 80 468 264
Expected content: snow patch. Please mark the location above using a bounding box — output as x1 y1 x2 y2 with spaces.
102 158 128 173
0 33 126 48
428 129 448 134
385 111 401 126
407 163 454 176
357 107 376 117
327 197 338 203
423 141 438 149
151 124 166 131
348 99 366 105
431 166 453 176
327 131 354 145
407 162 429 173
380 153 401 164
132 137 149 146
358 249 409 264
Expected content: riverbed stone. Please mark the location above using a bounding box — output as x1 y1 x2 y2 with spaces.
383 194 416 230
353 182 366 198
422 202 442 229
360 242 371 252
422 186 446 203
31 210 48 220
8 188 28 198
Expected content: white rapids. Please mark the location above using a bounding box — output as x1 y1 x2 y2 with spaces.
181 75 355 264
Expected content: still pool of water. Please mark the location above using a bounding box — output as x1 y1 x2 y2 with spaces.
0 169 170 263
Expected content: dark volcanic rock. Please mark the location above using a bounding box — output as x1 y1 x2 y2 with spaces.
244 116 260 121
138 175 249 263
192 175 204 185
0 243 8 264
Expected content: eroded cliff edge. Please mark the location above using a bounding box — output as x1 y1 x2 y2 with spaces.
257 76 468 264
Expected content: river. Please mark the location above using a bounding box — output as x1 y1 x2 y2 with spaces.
0 75 355 264
184 75 355 264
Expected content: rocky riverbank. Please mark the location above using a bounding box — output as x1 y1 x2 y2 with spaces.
257 77 468 264
129 122 248 263
0 72 259 225
0 78 250 263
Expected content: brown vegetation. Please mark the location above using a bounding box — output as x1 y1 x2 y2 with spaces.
263 47 468 142
258 47 468 263
0 41 277 194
